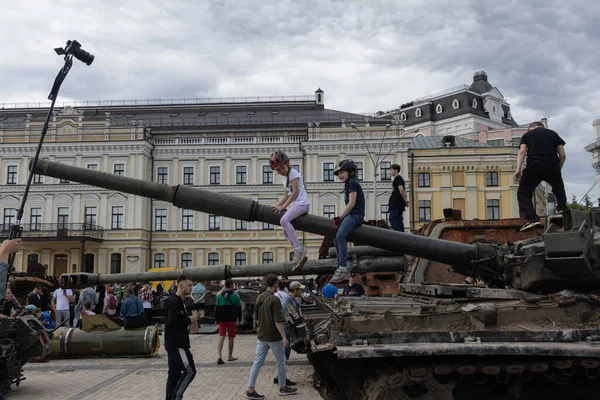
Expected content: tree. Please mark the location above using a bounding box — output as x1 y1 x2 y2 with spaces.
566 195 594 211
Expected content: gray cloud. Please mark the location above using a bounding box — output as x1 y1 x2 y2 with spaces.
1 0 598 201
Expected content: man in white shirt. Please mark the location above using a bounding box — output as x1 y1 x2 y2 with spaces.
52 284 75 327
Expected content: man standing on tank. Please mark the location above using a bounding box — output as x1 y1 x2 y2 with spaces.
514 121 568 232
388 164 409 232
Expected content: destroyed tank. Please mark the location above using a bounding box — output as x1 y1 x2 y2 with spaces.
33 159 600 400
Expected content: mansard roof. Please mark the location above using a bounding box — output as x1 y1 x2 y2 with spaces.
409 135 489 149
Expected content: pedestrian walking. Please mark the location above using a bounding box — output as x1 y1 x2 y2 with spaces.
245 274 297 399
329 159 366 283
388 163 409 232
215 279 242 365
270 151 310 272
514 121 568 231
165 275 199 400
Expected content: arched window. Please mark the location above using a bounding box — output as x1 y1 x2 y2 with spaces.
262 252 274 264
110 253 121 274
435 104 443 114
452 99 459 109
27 254 39 266
208 252 219 266
399 112 407 121
472 99 478 108
154 253 165 268
181 252 192 268
415 108 422 117
235 252 246 266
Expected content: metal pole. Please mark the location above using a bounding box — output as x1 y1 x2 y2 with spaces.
373 167 378 221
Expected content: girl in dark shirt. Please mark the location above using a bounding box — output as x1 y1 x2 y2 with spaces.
330 160 366 283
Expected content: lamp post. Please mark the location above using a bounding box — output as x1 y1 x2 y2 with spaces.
351 123 391 221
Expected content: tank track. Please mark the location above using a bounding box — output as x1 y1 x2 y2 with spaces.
311 355 600 400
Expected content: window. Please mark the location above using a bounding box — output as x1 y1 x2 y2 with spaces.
291 164 300 173
111 206 123 229
381 204 389 222
323 205 336 219
472 99 478 108
418 200 431 221
262 222 275 230
154 253 165 268
486 172 499 187
380 162 391 180
452 99 460 109
6 166 17 185
82 253 94 273
400 112 407 121
57 207 69 229
87 164 98 171
210 166 220 185
3 209 16 230
157 167 168 184
182 209 194 231
84 206 97 227
262 252 274 264
183 167 194 185
181 252 192 268
415 108 422 117
208 252 219 266
452 171 464 187
209 215 220 231
27 254 39 266
33 174 43 184
236 220 247 230
262 165 273 184
110 253 121 274
236 166 247 184
435 104 443 114
155 209 167 231
113 164 125 175
323 163 334 182
30 208 42 231
235 252 246 266
487 199 500 220
487 139 504 147
418 173 430 187
356 162 363 181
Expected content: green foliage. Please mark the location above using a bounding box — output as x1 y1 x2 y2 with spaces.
566 195 594 211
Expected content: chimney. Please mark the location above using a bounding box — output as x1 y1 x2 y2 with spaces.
473 70 488 82
593 119 600 139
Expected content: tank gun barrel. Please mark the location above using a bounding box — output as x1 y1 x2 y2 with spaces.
34 160 483 270
328 246 402 258
61 256 405 288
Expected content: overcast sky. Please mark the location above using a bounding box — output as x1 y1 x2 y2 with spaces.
1 0 599 203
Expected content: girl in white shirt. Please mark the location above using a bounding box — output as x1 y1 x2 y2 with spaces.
270 151 309 271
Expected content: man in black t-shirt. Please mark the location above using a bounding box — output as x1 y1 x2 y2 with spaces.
342 275 365 297
27 284 42 308
514 121 567 231
388 164 409 232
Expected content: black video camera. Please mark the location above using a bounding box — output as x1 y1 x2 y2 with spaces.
54 40 94 66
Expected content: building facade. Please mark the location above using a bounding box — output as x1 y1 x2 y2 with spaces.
0 71 539 276
585 119 600 203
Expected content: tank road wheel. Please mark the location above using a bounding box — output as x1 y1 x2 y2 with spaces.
361 368 454 400
0 339 15 359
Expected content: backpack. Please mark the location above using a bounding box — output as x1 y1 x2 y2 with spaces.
107 294 117 310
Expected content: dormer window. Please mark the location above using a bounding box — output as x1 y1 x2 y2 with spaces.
452 99 459 109
415 108 422 117
400 112 407 121
472 99 478 108
435 104 443 114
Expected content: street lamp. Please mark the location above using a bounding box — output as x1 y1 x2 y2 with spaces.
351 122 391 220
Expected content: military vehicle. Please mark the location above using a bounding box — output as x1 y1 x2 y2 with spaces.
33 159 600 400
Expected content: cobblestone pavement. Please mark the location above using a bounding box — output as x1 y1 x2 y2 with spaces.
8 333 323 400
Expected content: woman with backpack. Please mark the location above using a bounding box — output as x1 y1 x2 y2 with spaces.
103 286 118 320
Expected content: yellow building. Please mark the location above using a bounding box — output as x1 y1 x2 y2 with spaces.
408 135 545 230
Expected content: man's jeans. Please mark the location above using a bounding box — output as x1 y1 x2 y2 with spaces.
248 339 286 388
334 214 364 268
389 208 405 232
55 310 70 328
284 326 291 360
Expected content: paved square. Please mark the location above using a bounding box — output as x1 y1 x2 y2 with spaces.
10 333 323 400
